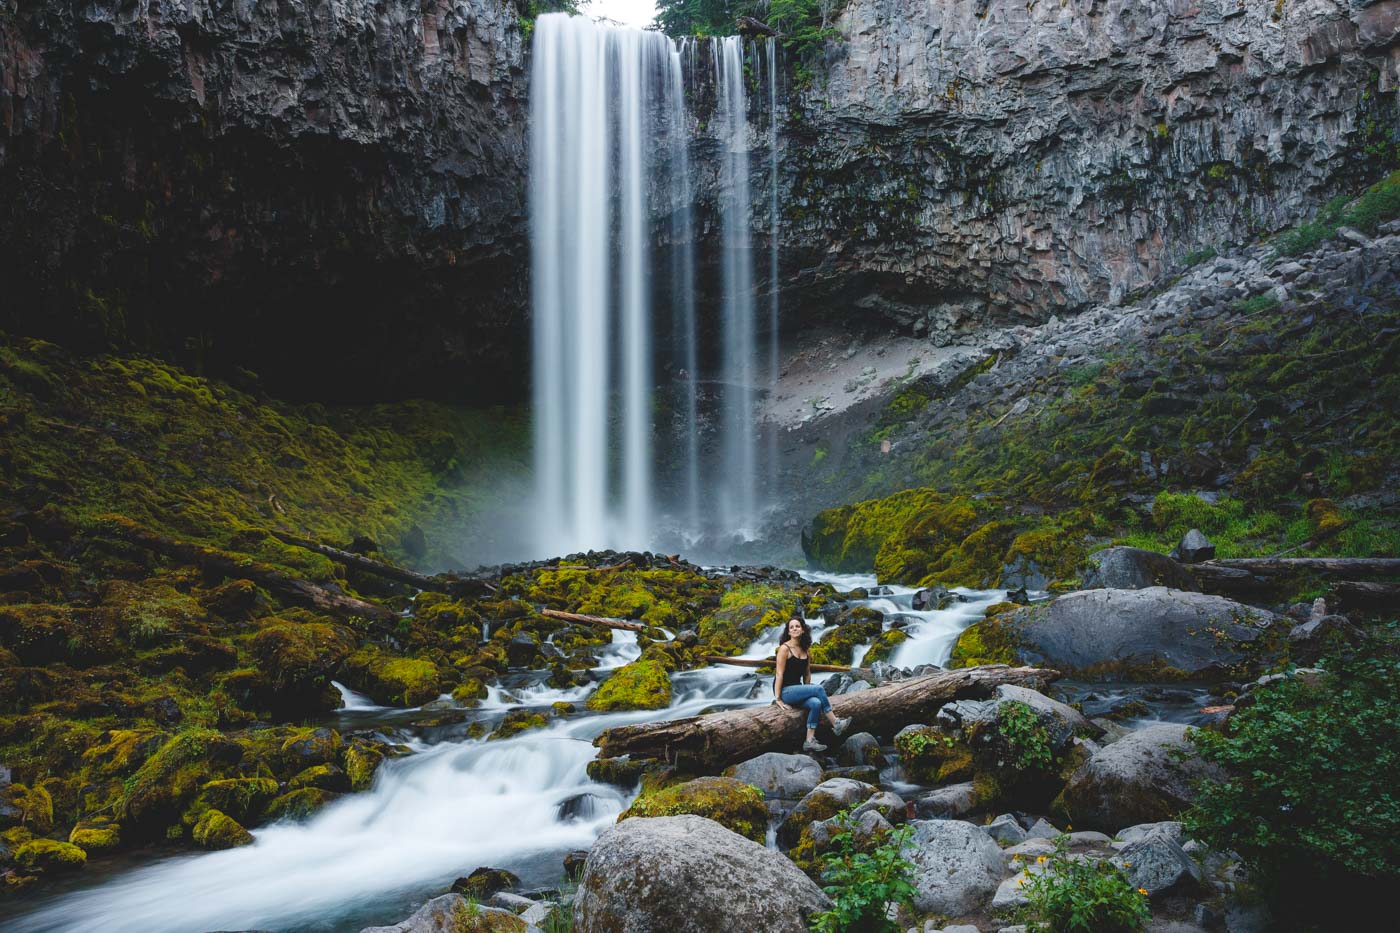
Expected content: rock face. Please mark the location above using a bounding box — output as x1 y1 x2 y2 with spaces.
573 815 830 933
994 587 1280 677
1057 723 1224 832
0 0 527 401
779 0 1400 341
1083 547 1200 592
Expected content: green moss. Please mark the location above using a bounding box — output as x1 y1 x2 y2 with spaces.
264 787 337 822
119 728 239 831
344 742 388 791
895 727 974 783
197 777 279 823
861 628 909 664
7 782 55 831
586 660 672 711
948 616 1021 669
620 776 768 842
68 819 121 853
191 809 253 849
14 838 87 871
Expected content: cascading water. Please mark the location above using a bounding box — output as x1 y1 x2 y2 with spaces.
530 16 780 558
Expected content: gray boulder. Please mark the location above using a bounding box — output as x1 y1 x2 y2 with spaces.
902 819 1004 916
725 753 823 801
1112 832 1204 897
852 791 907 824
1113 821 1184 847
994 587 1279 678
838 732 886 768
1057 724 1223 832
573 815 829 933
360 894 541 933
912 782 980 820
1083 547 1199 592
777 778 877 848
1177 529 1216 563
984 813 1027 845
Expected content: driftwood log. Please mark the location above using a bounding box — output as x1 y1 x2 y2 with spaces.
736 16 779 38
1191 557 1400 603
595 665 1057 771
99 516 399 625
540 608 649 632
701 655 851 673
1211 557 1400 576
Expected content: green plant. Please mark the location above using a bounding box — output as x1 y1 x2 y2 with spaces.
1182 246 1217 268
810 812 917 932
894 729 955 758
997 700 1055 771
1231 293 1280 315
1183 623 1400 921
1019 837 1150 932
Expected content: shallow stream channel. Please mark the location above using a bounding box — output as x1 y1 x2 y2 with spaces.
7 574 1211 933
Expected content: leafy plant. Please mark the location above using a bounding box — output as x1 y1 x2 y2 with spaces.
894 729 955 758
810 811 917 933
1018 837 1150 933
1183 623 1400 921
1182 246 1218 268
997 700 1055 771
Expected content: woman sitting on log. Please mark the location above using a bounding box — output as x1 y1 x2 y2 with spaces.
773 617 851 753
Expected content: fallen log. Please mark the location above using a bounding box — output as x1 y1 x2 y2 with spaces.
270 530 441 590
595 664 1057 772
99 516 399 625
701 654 851 673
1334 580 1400 612
540 608 648 632
736 16 779 37
1210 557 1400 577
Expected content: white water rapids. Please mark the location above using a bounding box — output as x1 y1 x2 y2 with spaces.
7 577 1005 933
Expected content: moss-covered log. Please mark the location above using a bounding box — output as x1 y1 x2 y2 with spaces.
594 665 1057 772
269 530 441 590
98 516 398 626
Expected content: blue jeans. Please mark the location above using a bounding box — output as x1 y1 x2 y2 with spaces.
781 684 832 729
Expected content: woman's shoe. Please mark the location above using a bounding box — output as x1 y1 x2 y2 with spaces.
832 717 852 737
802 739 827 754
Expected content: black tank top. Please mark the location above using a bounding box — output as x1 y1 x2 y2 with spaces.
779 651 809 691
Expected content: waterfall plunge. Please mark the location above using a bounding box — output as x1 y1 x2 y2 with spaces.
530 16 780 557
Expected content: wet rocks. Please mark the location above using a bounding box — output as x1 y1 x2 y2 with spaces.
453 867 522 900
1111 832 1205 897
619 776 769 843
776 778 879 848
360 894 538 933
1056 724 1223 832
573 815 830 933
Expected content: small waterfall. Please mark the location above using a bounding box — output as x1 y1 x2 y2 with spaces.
715 35 759 535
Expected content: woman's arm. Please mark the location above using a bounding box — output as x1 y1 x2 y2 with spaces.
773 646 793 709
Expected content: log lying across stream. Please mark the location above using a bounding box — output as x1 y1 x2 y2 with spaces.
539 608 649 632
701 655 852 673
1190 556 1400 607
594 664 1057 772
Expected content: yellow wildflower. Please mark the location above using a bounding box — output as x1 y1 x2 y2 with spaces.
1036 855 1047 863
1138 888 1149 896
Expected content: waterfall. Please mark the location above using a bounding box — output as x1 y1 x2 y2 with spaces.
767 37 781 502
530 16 774 557
714 35 758 536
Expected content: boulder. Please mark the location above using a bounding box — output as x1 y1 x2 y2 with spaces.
1176 529 1216 563
912 783 980 820
984 588 1280 678
838 732 885 768
983 813 1027 845
573 815 829 933
776 778 877 848
453 866 521 899
1056 724 1223 832
1113 821 1184 847
1082 547 1199 592
359 893 537 933
902 818 1004 916
852 791 907 825
1111 833 1204 897
725 752 822 801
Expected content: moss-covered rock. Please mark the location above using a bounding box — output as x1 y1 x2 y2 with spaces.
191 808 254 849
196 777 280 824
809 608 883 666
5 782 55 832
68 818 121 853
118 729 244 833
288 764 351 792
586 660 672 712
344 741 388 792
264 788 338 822
893 726 974 784
619 776 768 843
15 838 87 871
347 650 443 707
489 710 550 740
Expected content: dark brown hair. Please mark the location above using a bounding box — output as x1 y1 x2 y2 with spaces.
779 616 812 651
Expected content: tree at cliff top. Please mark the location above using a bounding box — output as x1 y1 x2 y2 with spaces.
656 0 840 51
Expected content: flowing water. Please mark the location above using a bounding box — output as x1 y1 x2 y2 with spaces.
6 580 998 933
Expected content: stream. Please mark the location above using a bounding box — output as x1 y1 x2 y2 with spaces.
4 575 1206 933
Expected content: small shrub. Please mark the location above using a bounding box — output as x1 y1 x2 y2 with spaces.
1019 837 1150 932
1182 246 1217 267
997 700 1055 772
1183 623 1400 922
1231 293 1280 315
810 812 917 933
